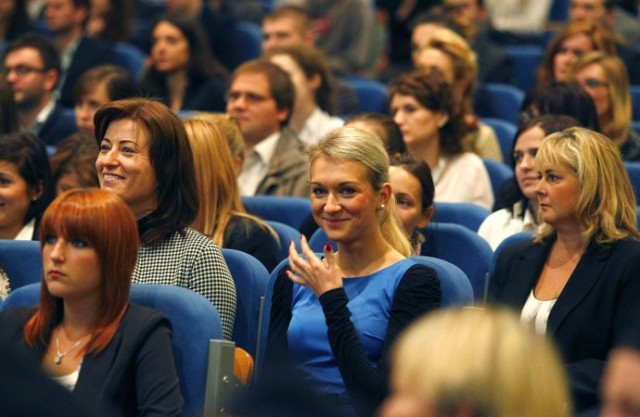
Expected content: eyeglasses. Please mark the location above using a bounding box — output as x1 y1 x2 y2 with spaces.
225 91 273 104
4 65 47 77
582 78 609 88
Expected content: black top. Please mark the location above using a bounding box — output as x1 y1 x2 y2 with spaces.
266 263 441 417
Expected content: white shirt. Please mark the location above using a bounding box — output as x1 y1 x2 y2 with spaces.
485 0 553 34
478 201 539 250
298 107 344 145
14 218 35 241
432 152 494 210
521 290 556 335
29 99 55 134
238 132 280 196
51 368 80 391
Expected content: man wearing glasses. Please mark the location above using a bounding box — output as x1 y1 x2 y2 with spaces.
226 59 310 198
4 33 77 147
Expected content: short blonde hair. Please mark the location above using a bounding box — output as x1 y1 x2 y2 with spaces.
412 27 477 113
390 307 571 417
534 127 639 243
567 51 631 146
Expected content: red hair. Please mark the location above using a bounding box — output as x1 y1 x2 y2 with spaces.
24 188 140 355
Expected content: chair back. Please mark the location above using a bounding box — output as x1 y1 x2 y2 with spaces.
0 240 42 292
307 227 336 252
474 83 525 124
242 196 311 230
344 76 389 114
113 42 145 80
480 117 518 166
410 256 473 306
221 248 270 358
420 223 493 301
503 46 544 92
230 21 262 66
631 85 640 121
489 231 535 278
625 162 640 205
1 283 223 417
265 221 302 262
433 202 491 232
482 159 514 200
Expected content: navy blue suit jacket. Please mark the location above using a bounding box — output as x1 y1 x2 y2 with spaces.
489 235 640 412
38 104 77 147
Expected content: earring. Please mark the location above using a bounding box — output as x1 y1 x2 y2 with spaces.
32 196 38 201
380 204 385 209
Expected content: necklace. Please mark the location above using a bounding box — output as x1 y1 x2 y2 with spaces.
54 336 84 365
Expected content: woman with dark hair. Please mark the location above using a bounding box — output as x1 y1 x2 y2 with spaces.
140 13 228 113
520 81 601 132
0 188 184 416
50 132 100 196
389 68 493 210
479 115 580 250
0 0 32 44
74 65 139 138
94 98 236 339
267 44 343 145
0 131 54 240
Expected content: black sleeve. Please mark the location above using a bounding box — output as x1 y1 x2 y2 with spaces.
320 264 441 417
264 269 293 368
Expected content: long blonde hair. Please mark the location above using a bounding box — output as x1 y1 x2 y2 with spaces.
390 307 571 417
309 126 412 256
534 127 639 244
184 118 274 246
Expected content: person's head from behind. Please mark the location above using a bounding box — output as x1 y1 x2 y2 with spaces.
308 126 412 256
410 7 465 53
74 65 138 137
601 323 640 417
345 113 407 158
568 51 631 145
94 98 198 243
521 81 600 132
267 44 335 115
4 33 60 111
27 188 139 355
389 154 434 247
389 68 466 158
183 118 241 243
50 132 99 196
192 112 245 176
0 131 54 239
381 307 571 417
569 0 614 26
536 21 615 84
226 60 294 148
262 5 316 52
412 27 477 112
534 127 638 243
44 0 90 34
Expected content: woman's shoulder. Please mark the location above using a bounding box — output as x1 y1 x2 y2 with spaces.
120 304 171 334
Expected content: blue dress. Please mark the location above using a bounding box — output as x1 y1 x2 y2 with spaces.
267 258 441 417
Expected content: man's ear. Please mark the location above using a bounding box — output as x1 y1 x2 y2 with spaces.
43 69 58 93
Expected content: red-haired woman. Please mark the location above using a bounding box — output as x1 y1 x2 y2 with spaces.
0 188 183 416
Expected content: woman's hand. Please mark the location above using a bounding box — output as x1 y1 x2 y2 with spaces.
286 235 342 297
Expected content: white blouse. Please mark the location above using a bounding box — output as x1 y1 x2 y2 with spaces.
521 290 557 335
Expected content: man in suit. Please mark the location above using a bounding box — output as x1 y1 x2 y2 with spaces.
226 59 309 197
44 0 116 107
569 0 640 84
4 34 77 147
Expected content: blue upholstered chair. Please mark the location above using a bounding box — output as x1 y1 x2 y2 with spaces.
482 159 514 200
503 46 544 93
221 248 270 358
421 223 493 301
344 76 390 114
432 202 491 232
230 21 262 65
474 83 525 124
242 196 311 230
630 85 640 121
265 220 302 263
410 256 473 306
481 117 518 166
625 162 640 205
113 42 146 80
1 283 222 417
0 240 42 292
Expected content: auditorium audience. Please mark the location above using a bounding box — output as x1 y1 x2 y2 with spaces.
49 132 99 196
226 60 309 197
266 126 441 417
184 118 280 272
74 65 138 138
266 44 343 145
479 115 580 250
0 131 54 240
140 13 227 113
489 127 640 412
380 307 571 417
389 68 493 210
0 188 184 416
568 51 640 161
94 98 236 339
4 34 77 147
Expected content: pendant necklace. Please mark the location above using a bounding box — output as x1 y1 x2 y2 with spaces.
54 336 84 365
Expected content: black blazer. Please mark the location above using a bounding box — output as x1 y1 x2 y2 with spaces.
0 305 183 417
488 234 640 412
39 104 78 147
